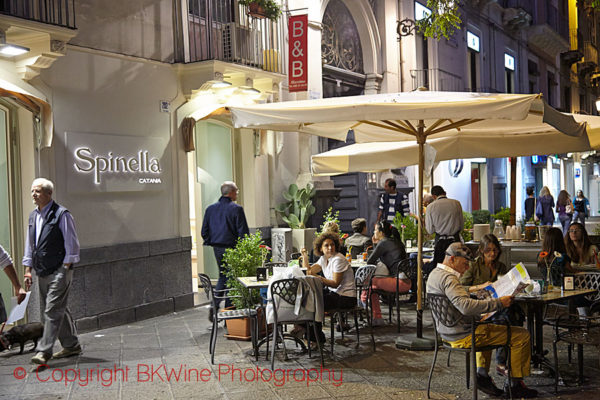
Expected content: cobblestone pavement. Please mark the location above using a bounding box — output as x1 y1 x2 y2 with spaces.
1 303 598 399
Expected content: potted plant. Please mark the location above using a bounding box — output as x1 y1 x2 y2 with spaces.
275 183 317 253
392 213 418 246
238 0 282 21
223 232 267 340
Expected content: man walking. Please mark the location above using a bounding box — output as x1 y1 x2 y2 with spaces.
23 178 81 365
425 185 463 274
201 181 249 316
377 178 410 222
426 243 537 398
0 245 27 325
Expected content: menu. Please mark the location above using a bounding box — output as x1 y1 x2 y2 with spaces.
479 263 530 320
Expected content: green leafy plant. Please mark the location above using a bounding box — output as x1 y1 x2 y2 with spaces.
471 209 491 225
393 213 418 244
461 211 473 242
491 207 511 228
223 232 264 309
594 224 600 236
238 0 282 21
317 207 340 236
415 0 462 40
275 183 316 229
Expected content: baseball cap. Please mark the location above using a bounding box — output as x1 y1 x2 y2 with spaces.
445 242 474 261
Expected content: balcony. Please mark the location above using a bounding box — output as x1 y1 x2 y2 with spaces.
527 23 569 60
410 68 463 92
187 0 284 74
583 41 598 66
0 0 76 29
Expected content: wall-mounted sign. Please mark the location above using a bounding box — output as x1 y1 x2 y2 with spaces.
467 31 480 52
531 155 547 165
575 168 581 178
448 159 464 177
415 2 431 21
65 132 167 192
504 53 515 71
288 14 308 92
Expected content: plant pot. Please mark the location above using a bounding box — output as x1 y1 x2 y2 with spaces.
292 228 317 253
247 2 267 19
224 307 269 341
524 224 537 241
538 225 550 242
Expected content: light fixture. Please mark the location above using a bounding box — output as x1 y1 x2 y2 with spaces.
237 86 260 94
0 44 29 56
198 80 232 91
595 98 600 112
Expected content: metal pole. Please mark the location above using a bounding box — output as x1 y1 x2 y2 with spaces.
416 120 425 338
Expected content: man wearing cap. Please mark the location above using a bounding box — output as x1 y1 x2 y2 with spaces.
426 243 537 398
424 185 463 275
345 218 372 258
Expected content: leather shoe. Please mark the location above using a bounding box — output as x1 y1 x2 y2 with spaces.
505 380 538 398
476 374 504 397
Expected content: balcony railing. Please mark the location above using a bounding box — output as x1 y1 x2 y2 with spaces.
410 68 463 92
583 41 598 66
0 0 76 29
187 0 284 73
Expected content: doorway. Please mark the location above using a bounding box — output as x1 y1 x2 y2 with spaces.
188 120 234 283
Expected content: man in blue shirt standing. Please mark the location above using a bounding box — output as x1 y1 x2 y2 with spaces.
23 178 81 365
201 181 249 317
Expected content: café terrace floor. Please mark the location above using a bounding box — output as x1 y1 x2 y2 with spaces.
1 302 598 400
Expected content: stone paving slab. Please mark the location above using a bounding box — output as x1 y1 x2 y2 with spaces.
0 303 599 399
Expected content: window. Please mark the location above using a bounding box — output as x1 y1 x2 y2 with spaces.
467 31 480 52
415 2 431 21
504 53 515 93
467 31 480 91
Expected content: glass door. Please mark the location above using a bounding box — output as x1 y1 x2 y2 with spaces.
0 106 13 313
193 121 233 279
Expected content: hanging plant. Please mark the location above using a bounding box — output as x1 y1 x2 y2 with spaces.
238 0 282 21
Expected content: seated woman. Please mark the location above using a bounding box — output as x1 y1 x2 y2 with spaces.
298 231 356 343
564 222 599 268
459 233 515 378
538 227 573 286
361 221 410 326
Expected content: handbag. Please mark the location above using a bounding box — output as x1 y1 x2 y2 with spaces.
566 201 573 215
535 198 543 219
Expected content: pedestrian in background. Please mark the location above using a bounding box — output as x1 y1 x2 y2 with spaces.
23 178 81 365
572 190 590 227
535 186 555 226
556 190 573 236
524 186 535 222
201 181 249 318
377 178 409 223
0 245 27 325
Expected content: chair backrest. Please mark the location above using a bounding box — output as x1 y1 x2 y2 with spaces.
427 293 466 328
290 252 301 260
574 272 600 303
355 265 377 287
198 273 217 309
396 257 418 281
270 278 300 306
350 245 365 259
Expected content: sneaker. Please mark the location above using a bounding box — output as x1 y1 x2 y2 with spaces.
505 380 538 398
496 364 509 377
52 344 82 359
476 374 504 397
31 352 51 364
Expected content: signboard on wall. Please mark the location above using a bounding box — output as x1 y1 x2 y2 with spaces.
288 14 308 92
65 131 167 192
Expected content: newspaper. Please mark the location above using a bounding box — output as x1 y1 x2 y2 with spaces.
478 263 530 320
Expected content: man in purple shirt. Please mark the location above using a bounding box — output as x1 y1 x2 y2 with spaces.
23 178 81 365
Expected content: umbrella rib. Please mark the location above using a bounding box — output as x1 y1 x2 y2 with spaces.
381 120 414 134
424 119 447 134
403 120 417 133
360 120 413 134
428 119 483 135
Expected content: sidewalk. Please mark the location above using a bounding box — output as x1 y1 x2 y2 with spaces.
1 303 598 399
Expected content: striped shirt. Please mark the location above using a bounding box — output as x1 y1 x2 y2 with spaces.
0 245 13 270
379 192 410 221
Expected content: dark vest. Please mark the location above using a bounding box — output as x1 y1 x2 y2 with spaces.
28 202 67 276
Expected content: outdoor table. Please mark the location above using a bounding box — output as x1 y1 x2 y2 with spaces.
514 288 596 368
406 246 434 254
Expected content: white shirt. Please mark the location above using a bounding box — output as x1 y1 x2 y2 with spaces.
425 195 464 236
316 253 355 297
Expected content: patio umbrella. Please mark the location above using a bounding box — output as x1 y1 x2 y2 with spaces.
200 91 600 341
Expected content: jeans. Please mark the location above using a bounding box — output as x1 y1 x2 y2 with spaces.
572 211 586 228
213 246 232 309
559 214 572 236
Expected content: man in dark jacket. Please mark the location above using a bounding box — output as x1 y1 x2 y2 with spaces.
201 181 249 313
23 178 81 365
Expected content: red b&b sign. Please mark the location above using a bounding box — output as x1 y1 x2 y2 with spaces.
288 14 308 92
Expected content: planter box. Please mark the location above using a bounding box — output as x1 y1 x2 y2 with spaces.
292 228 317 253
224 307 269 341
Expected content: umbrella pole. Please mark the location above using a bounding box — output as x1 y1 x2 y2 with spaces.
395 120 434 351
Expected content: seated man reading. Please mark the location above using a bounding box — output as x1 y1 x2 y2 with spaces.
426 242 537 398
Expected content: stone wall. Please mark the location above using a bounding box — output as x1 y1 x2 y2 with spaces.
29 237 194 332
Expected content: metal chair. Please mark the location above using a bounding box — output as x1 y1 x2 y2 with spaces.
268 278 324 369
354 265 377 351
197 273 259 365
427 293 512 400
372 258 417 332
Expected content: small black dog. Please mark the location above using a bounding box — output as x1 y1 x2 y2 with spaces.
0 322 44 354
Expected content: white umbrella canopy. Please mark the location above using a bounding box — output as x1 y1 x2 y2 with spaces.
204 90 600 339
